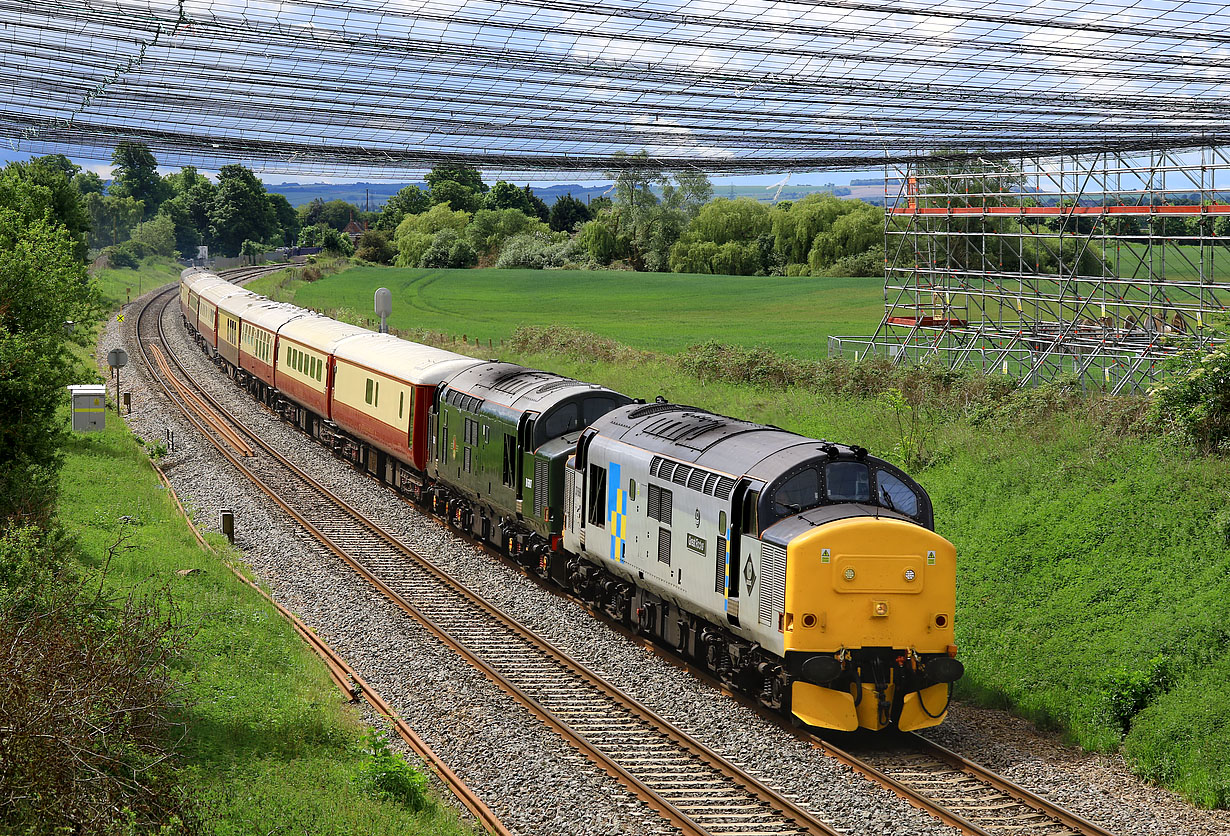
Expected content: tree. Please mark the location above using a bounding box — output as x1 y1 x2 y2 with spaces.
161 167 215 258
266 192 300 246
376 185 430 230
0 202 96 524
485 181 534 214
426 166 487 214
465 208 548 258
523 185 550 222
130 214 177 257
548 193 592 232
356 230 395 264
72 171 105 197
577 219 619 265
393 203 471 266
83 193 144 251
429 180 482 213
207 165 276 257
320 226 355 257
0 159 91 260
109 142 170 219
425 165 487 195
667 198 771 275
239 239 265 265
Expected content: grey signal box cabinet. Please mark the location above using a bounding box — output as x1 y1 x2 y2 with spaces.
68 384 107 432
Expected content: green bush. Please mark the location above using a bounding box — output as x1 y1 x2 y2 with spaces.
1149 346 1230 452
355 729 431 811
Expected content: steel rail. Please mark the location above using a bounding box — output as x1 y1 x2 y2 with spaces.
135 281 842 836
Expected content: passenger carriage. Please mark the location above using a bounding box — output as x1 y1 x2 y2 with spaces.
330 334 481 488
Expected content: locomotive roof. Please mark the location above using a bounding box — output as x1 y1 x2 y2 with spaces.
590 402 861 484
335 333 482 386
442 361 627 413
278 314 370 353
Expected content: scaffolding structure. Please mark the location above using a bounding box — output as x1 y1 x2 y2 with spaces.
829 147 1230 393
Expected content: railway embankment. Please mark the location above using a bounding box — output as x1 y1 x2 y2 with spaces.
2 291 480 832
257 263 1230 810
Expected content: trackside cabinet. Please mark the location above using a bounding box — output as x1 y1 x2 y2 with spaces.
68 384 107 432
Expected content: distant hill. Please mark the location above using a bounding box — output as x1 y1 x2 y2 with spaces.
265 181 613 209
263 180 864 209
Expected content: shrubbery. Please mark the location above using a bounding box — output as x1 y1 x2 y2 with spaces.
1149 346 1230 452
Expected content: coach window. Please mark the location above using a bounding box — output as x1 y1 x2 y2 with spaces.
587 464 607 527
826 461 870 503
876 469 919 517
365 378 375 405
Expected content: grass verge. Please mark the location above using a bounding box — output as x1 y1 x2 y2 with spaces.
51 312 477 832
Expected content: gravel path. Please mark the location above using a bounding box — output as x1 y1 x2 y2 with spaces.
95 283 1230 836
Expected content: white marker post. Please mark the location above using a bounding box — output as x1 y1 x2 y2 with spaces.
374 287 392 334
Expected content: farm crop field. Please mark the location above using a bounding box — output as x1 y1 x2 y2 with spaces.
248 266 886 360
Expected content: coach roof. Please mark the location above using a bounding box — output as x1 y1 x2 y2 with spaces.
335 333 482 386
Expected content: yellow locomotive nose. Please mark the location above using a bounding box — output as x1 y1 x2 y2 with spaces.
783 516 958 732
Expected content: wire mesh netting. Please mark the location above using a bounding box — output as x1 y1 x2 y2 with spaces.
4 1 1229 176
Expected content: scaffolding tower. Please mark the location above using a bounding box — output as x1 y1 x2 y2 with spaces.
829 147 1230 393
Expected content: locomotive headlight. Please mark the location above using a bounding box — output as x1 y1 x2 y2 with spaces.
873 601 889 617
843 568 855 581
904 568 916 581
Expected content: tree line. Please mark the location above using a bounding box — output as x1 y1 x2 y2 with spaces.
70 143 887 277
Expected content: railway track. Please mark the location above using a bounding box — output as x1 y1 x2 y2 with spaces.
134 276 842 836
813 734 1116 836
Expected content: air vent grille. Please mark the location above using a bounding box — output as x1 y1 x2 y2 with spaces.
534 458 549 517
715 537 727 594
759 542 787 628
658 527 671 565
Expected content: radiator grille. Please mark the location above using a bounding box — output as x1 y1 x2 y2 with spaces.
714 536 727 593
658 527 671 565
759 542 787 628
534 458 549 517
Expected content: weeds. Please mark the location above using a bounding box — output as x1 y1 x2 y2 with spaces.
355 729 431 811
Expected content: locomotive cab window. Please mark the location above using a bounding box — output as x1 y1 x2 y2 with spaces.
538 403 579 444
772 467 821 516
826 461 870 502
876 469 920 517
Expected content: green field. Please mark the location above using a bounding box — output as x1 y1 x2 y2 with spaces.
248 267 886 360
